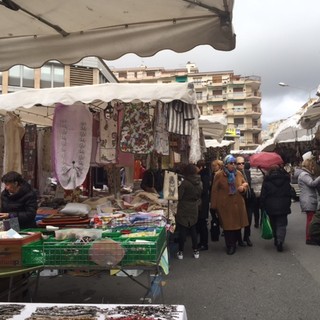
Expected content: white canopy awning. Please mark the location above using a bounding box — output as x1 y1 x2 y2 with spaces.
0 0 235 71
0 82 197 126
205 139 234 148
199 114 227 142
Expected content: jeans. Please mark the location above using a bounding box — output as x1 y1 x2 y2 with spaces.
177 222 198 252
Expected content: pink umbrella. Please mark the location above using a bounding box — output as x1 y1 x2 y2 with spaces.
250 152 284 170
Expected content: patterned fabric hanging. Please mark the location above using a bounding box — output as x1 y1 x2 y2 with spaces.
52 103 93 190
3 112 25 174
96 103 118 164
154 102 169 155
0 121 4 179
23 124 37 188
120 103 154 154
167 100 195 135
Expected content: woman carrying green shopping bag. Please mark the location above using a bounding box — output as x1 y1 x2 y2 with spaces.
260 165 292 252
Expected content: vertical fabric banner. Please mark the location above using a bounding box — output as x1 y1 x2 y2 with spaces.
163 170 178 200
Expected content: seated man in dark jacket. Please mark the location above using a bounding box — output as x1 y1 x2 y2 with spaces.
0 171 38 229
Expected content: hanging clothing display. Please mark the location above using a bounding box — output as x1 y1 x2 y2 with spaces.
37 127 53 195
90 111 100 166
52 103 93 190
117 107 135 167
96 103 118 164
120 103 154 154
0 121 4 179
167 100 195 136
3 112 25 174
23 124 37 188
189 109 202 163
154 102 169 155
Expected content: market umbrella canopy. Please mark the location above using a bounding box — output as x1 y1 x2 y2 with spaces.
0 0 235 71
250 152 284 170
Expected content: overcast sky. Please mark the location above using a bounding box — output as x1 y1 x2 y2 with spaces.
106 0 320 128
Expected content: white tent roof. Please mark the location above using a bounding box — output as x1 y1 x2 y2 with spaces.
199 114 227 142
0 0 235 71
205 139 234 148
0 82 197 126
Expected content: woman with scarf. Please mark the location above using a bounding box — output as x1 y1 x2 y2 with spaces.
211 155 249 255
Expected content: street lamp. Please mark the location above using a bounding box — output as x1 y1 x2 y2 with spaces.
278 82 317 100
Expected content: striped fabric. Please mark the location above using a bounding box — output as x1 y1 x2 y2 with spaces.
167 100 195 136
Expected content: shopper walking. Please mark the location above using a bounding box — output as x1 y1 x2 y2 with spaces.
196 160 211 251
260 165 292 252
298 157 320 245
236 157 254 246
176 164 203 259
211 155 249 255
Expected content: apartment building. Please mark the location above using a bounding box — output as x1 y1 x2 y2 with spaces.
0 57 118 95
111 62 262 151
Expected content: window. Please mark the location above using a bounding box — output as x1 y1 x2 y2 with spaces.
40 64 64 88
196 92 202 100
8 66 35 87
234 118 244 128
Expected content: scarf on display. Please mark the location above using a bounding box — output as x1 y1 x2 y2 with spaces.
52 103 93 190
223 167 237 195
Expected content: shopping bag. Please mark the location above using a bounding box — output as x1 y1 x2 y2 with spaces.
210 209 220 242
261 211 273 240
163 170 178 200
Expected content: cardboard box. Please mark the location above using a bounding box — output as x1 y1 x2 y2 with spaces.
0 232 42 267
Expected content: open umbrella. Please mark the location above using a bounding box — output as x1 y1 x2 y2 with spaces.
250 152 283 170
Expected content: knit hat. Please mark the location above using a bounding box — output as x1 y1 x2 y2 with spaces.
223 155 236 165
302 151 314 161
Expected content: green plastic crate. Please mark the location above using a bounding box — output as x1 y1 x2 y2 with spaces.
22 227 166 268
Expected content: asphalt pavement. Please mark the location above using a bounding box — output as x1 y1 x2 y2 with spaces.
24 202 320 319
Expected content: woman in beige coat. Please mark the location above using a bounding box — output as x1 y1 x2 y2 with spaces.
211 155 249 255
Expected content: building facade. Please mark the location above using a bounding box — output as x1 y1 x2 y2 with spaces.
111 62 262 150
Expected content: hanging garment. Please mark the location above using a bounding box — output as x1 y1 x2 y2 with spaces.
52 103 93 190
23 124 37 188
154 102 169 155
90 111 100 166
117 107 135 167
0 121 4 179
3 112 25 174
37 127 53 195
167 100 195 135
189 108 202 164
96 103 118 164
120 103 154 154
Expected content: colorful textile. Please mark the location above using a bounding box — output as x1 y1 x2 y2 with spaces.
3 112 25 174
96 103 118 164
120 103 154 154
52 103 93 190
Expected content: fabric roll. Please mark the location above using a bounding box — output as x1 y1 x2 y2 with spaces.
52 103 93 190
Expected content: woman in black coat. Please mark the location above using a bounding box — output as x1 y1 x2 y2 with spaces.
0 171 38 229
260 166 291 252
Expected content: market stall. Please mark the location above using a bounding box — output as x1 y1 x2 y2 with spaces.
0 82 201 303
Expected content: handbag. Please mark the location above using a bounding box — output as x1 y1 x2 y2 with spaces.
261 211 273 240
210 209 220 242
